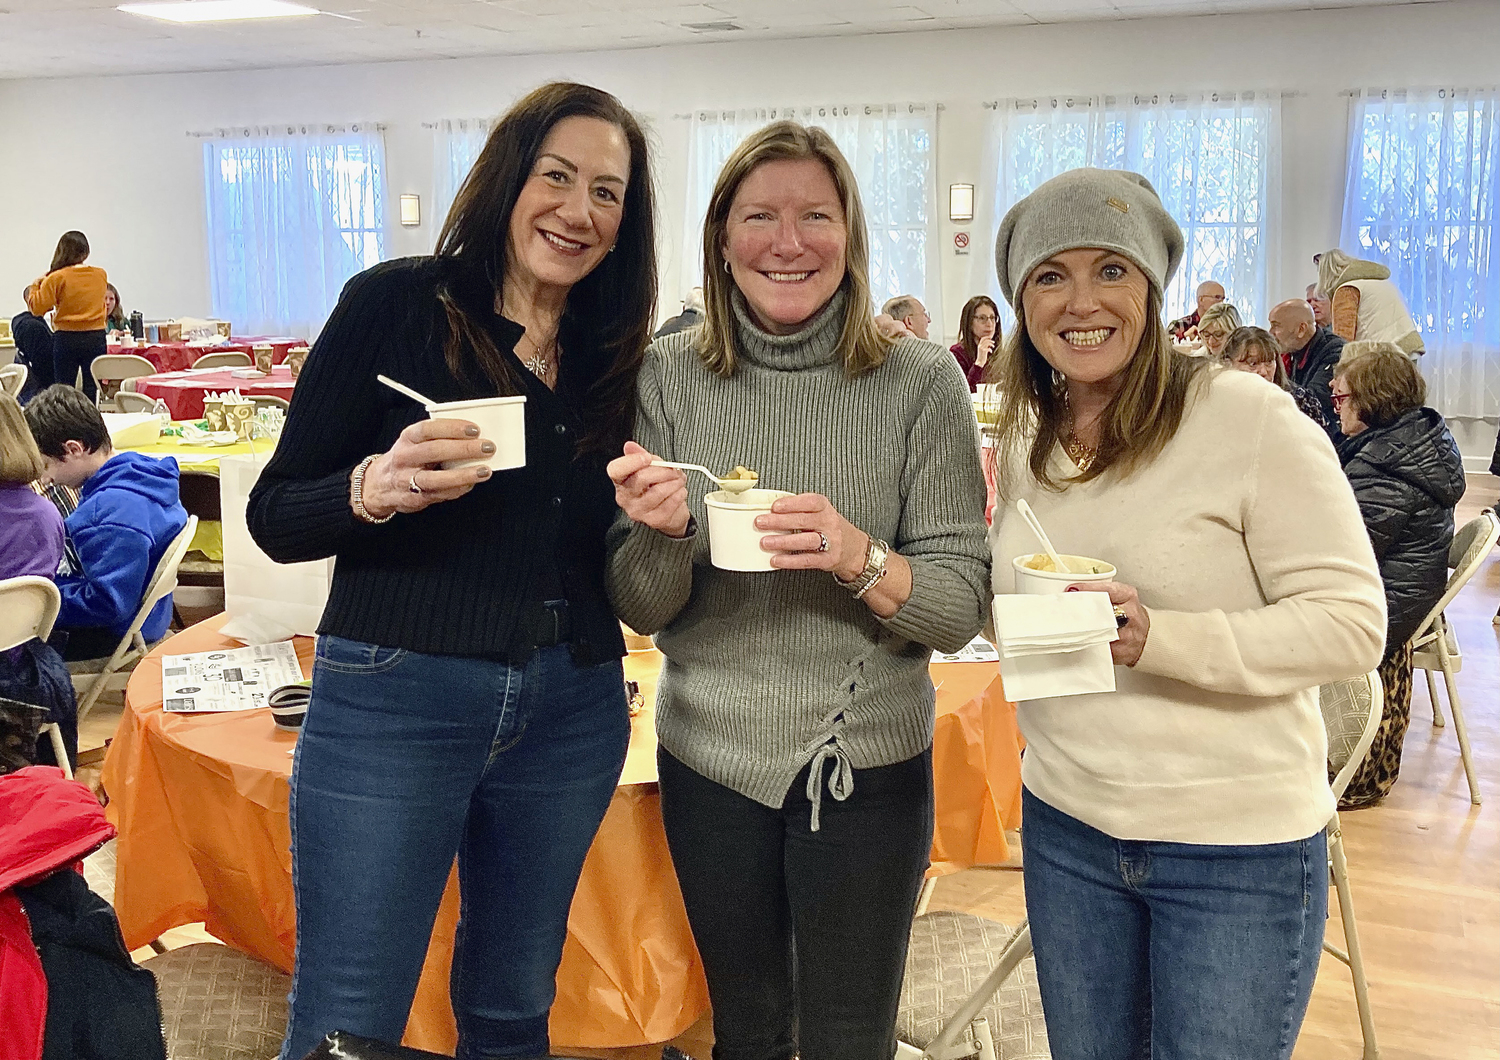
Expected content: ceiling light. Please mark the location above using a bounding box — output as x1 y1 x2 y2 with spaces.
118 1 320 23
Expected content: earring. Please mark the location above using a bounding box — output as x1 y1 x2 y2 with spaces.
608 244 615 253
723 260 731 275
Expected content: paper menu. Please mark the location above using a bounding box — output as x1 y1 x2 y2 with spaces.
932 634 1001 665
161 641 305 714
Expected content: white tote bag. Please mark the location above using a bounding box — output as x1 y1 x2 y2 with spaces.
219 454 332 638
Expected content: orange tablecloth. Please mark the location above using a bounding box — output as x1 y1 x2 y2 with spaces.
101 615 1022 1052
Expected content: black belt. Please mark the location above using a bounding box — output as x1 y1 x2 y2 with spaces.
534 599 572 648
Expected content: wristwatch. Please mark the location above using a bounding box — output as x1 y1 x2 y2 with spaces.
839 537 890 600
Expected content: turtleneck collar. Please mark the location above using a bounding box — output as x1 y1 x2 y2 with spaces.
731 286 848 373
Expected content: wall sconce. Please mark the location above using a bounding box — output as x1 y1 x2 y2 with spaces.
399 194 421 226
948 184 974 223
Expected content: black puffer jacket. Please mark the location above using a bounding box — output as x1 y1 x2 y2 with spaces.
1339 406 1466 652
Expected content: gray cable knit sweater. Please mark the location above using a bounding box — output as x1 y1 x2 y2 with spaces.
605 290 990 813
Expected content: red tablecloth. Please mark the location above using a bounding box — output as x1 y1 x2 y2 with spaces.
108 337 304 374
134 365 297 419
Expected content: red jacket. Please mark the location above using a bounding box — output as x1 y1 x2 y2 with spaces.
0 766 116 1060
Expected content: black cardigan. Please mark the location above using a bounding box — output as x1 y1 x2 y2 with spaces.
247 257 627 664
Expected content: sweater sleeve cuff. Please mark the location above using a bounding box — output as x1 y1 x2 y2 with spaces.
606 519 697 634
1132 606 1187 680
249 464 371 563
879 556 985 655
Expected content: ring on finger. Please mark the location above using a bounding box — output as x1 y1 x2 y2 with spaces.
1113 604 1128 627
816 531 830 554
409 472 423 495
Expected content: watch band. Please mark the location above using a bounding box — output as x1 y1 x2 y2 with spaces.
350 454 395 525
840 537 890 599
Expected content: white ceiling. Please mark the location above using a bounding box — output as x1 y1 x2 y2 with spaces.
0 0 1450 80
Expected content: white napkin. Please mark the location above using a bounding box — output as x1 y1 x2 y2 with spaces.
992 592 1119 701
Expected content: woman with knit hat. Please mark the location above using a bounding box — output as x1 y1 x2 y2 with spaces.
987 168 1387 1058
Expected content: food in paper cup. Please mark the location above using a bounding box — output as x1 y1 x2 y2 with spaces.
425 395 526 471
1012 553 1116 595
705 488 793 571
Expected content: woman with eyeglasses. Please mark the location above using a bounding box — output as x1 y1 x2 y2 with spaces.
1332 341 1463 808
951 294 1001 392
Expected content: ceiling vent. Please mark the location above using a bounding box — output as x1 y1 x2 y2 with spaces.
683 20 743 32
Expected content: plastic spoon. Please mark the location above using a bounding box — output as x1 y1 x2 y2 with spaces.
1015 498 1070 575
376 374 439 407
651 460 759 494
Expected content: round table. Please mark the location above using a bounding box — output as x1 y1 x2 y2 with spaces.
101 615 1022 1052
109 338 304 374
134 365 298 420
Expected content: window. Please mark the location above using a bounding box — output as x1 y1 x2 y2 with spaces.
204 123 386 337
430 118 493 243
986 93 1280 326
685 104 941 334
1341 88 1500 419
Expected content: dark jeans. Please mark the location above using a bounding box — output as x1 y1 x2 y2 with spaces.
53 329 106 402
1021 788 1327 1060
53 626 122 662
658 746 933 1060
278 637 630 1060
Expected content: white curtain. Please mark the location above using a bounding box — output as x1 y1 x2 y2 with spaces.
203 123 386 338
684 103 942 337
430 117 493 244
1340 87 1500 420
984 92 1281 327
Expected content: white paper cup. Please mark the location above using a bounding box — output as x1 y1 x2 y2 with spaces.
1012 553 1116 595
705 489 794 572
425 396 526 471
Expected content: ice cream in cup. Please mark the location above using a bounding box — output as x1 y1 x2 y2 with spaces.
1012 553 1116 595
705 488 794 571
424 395 527 471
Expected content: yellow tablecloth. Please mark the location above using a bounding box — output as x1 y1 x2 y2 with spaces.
116 426 276 560
101 615 1022 1052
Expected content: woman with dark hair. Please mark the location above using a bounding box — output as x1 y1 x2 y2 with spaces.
606 121 988 1058
103 284 128 334
24 231 108 402
1332 342 1464 807
951 294 1000 391
245 81 658 1060
987 169 1385 1058
1223 325 1328 431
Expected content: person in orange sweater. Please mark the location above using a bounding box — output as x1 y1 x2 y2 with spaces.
25 231 108 403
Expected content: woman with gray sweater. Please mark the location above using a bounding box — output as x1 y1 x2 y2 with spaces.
605 122 989 1059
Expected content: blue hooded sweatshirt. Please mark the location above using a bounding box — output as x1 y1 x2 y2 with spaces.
57 452 188 643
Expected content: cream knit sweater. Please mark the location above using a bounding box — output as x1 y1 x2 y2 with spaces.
990 368 1386 844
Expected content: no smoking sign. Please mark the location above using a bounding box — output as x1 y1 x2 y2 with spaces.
954 231 970 256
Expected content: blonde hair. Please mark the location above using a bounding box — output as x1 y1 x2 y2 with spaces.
696 121 890 376
1334 344 1425 427
1317 248 1363 297
1196 302 1243 339
0 393 46 484
985 286 1211 492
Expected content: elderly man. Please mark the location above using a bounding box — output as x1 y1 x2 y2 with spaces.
1269 298 1345 439
1169 280 1225 339
881 294 930 340
1306 283 1331 328
653 287 705 339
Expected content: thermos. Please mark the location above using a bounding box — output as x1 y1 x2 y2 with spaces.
130 310 145 340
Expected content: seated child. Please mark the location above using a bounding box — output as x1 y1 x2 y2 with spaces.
23 385 187 661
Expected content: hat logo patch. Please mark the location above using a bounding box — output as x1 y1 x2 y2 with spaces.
1106 196 1129 213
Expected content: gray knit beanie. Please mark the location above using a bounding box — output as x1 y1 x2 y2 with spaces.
994 168 1184 308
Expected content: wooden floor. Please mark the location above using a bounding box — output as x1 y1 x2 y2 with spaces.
78 477 1500 1059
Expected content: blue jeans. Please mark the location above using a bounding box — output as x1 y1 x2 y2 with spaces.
1021 788 1327 1060
278 637 630 1060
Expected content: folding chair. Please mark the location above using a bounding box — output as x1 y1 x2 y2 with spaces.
73 516 198 725
0 362 27 398
249 394 290 412
0 576 71 778
90 353 156 408
1408 510 1499 805
190 350 252 370
113 390 158 413
1320 671 1384 1060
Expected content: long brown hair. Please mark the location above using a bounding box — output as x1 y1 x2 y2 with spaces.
49 231 89 273
957 294 999 363
986 286 1210 492
696 121 890 377
433 82 657 457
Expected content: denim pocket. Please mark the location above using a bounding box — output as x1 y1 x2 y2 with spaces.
314 635 409 675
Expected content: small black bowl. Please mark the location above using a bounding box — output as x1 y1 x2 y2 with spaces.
268 684 311 729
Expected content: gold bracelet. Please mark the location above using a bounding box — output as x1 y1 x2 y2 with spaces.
350 454 394 525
